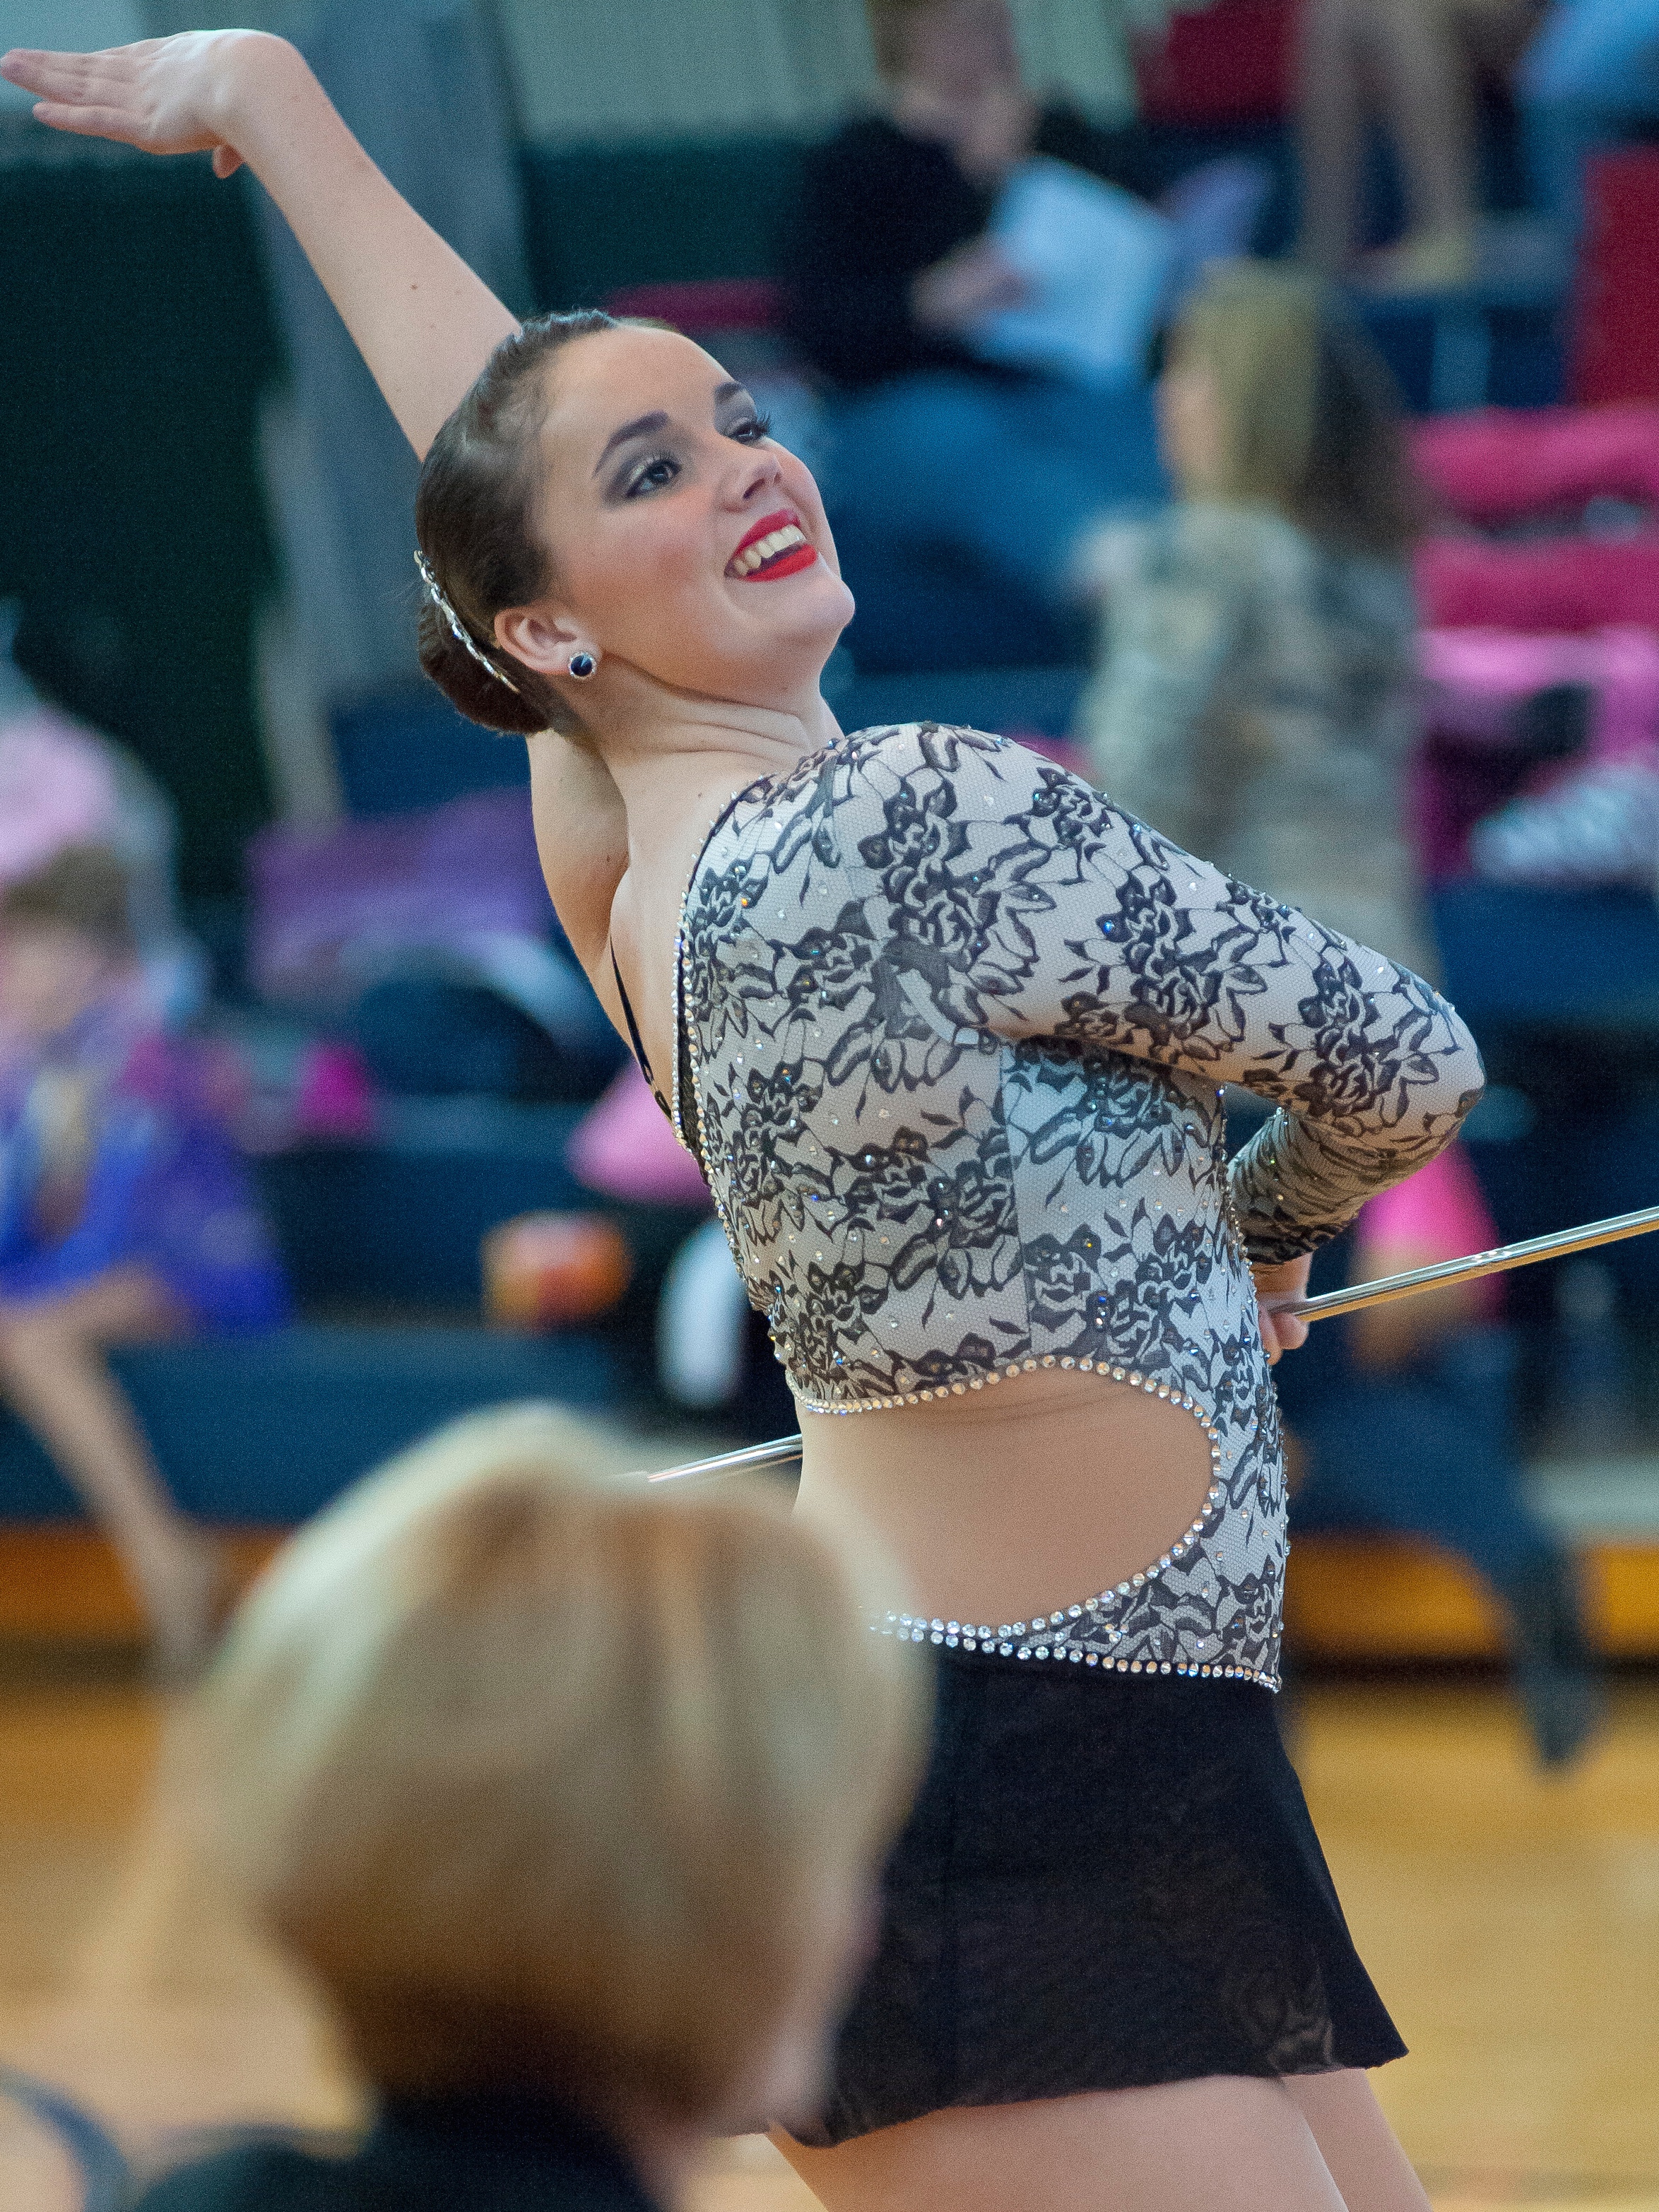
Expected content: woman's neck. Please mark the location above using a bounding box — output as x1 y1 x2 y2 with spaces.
598 687 842 857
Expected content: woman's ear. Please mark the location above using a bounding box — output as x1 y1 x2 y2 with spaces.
494 603 594 678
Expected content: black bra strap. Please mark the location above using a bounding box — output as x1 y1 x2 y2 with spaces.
609 944 656 1090
610 942 707 1176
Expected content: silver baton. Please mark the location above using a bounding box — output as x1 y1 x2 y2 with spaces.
644 1200 1659 1488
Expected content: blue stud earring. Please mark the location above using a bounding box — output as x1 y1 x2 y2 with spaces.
567 651 597 680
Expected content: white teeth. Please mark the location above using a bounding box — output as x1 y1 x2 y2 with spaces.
731 523 808 576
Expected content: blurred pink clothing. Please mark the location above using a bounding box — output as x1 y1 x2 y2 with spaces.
0 710 127 884
566 1063 712 1210
1357 1147 1501 1320
1422 625 1659 765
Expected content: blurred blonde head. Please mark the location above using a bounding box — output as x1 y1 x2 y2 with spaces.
1162 262 1422 555
864 0 1020 88
203 1403 924 2129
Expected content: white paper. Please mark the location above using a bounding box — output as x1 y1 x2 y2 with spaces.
967 156 1176 391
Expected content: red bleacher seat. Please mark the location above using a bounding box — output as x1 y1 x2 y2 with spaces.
1133 0 1300 126
1570 149 1659 406
604 279 782 337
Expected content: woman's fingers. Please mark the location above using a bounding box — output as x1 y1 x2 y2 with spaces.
1256 1300 1311 1365
1251 1253 1313 1364
1 45 142 100
1 47 147 143
1 41 222 157
28 98 153 146
1274 1308 1310 1357
0 47 76 93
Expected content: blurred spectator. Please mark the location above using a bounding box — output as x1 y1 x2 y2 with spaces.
0 849 287 1676
1471 745 1659 887
1518 0 1659 239
788 0 1169 639
1276 1175 1605 1769
1075 262 1436 973
1298 0 1545 288
249 791 622 1104
131 1404 925 2212
0 610 207 1024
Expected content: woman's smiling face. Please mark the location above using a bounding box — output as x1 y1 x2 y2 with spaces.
519 323 854 709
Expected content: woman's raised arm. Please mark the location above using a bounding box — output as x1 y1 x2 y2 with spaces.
0 32 515 458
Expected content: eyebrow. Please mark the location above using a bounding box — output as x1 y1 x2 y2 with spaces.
594 410 667 473
592 382 750 475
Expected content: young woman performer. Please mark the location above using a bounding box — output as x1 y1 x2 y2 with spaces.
4 34 1485 2211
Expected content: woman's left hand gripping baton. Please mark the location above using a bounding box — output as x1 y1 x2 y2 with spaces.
1251 1253 1313 1367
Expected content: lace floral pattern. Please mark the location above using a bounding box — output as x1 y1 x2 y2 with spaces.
680 725 1484 1685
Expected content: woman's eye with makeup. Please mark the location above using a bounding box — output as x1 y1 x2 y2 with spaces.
623 453 679 498
731 413 774 444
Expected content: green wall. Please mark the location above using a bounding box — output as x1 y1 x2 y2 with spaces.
0 137 281 893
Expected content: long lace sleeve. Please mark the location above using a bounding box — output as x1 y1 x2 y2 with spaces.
848 728 1484 1263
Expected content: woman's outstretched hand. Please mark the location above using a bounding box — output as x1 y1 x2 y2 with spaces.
1252 1254 1313 1366
4 25 513 465
0 31 275 177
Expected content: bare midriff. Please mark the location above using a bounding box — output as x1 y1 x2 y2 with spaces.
793 1368 1214 1628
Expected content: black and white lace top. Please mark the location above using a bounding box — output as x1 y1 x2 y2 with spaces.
673 724 1484 1688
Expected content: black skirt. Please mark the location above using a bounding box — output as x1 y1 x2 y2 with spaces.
795 1646 1405 2147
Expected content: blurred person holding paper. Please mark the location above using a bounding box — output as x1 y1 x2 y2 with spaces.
789 0 1242 653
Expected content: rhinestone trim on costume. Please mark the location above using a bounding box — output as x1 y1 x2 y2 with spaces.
832 1358 1261 1686
872 1611 1277 1691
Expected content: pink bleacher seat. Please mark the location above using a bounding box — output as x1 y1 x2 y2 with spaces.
1417 533 1659 632
1415 405 1659 526
1413 403 1659 631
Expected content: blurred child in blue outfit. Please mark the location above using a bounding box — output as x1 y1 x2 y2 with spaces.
0 847 286 1672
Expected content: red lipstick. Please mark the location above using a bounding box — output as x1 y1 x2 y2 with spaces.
727 508 818 582
733 507 798 557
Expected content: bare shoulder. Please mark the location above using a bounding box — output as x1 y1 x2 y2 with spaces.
525 731 629 978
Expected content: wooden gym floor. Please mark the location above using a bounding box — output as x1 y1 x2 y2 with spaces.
0 1655 1653 2211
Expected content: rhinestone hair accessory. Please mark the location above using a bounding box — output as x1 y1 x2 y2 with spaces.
414 550 523 697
